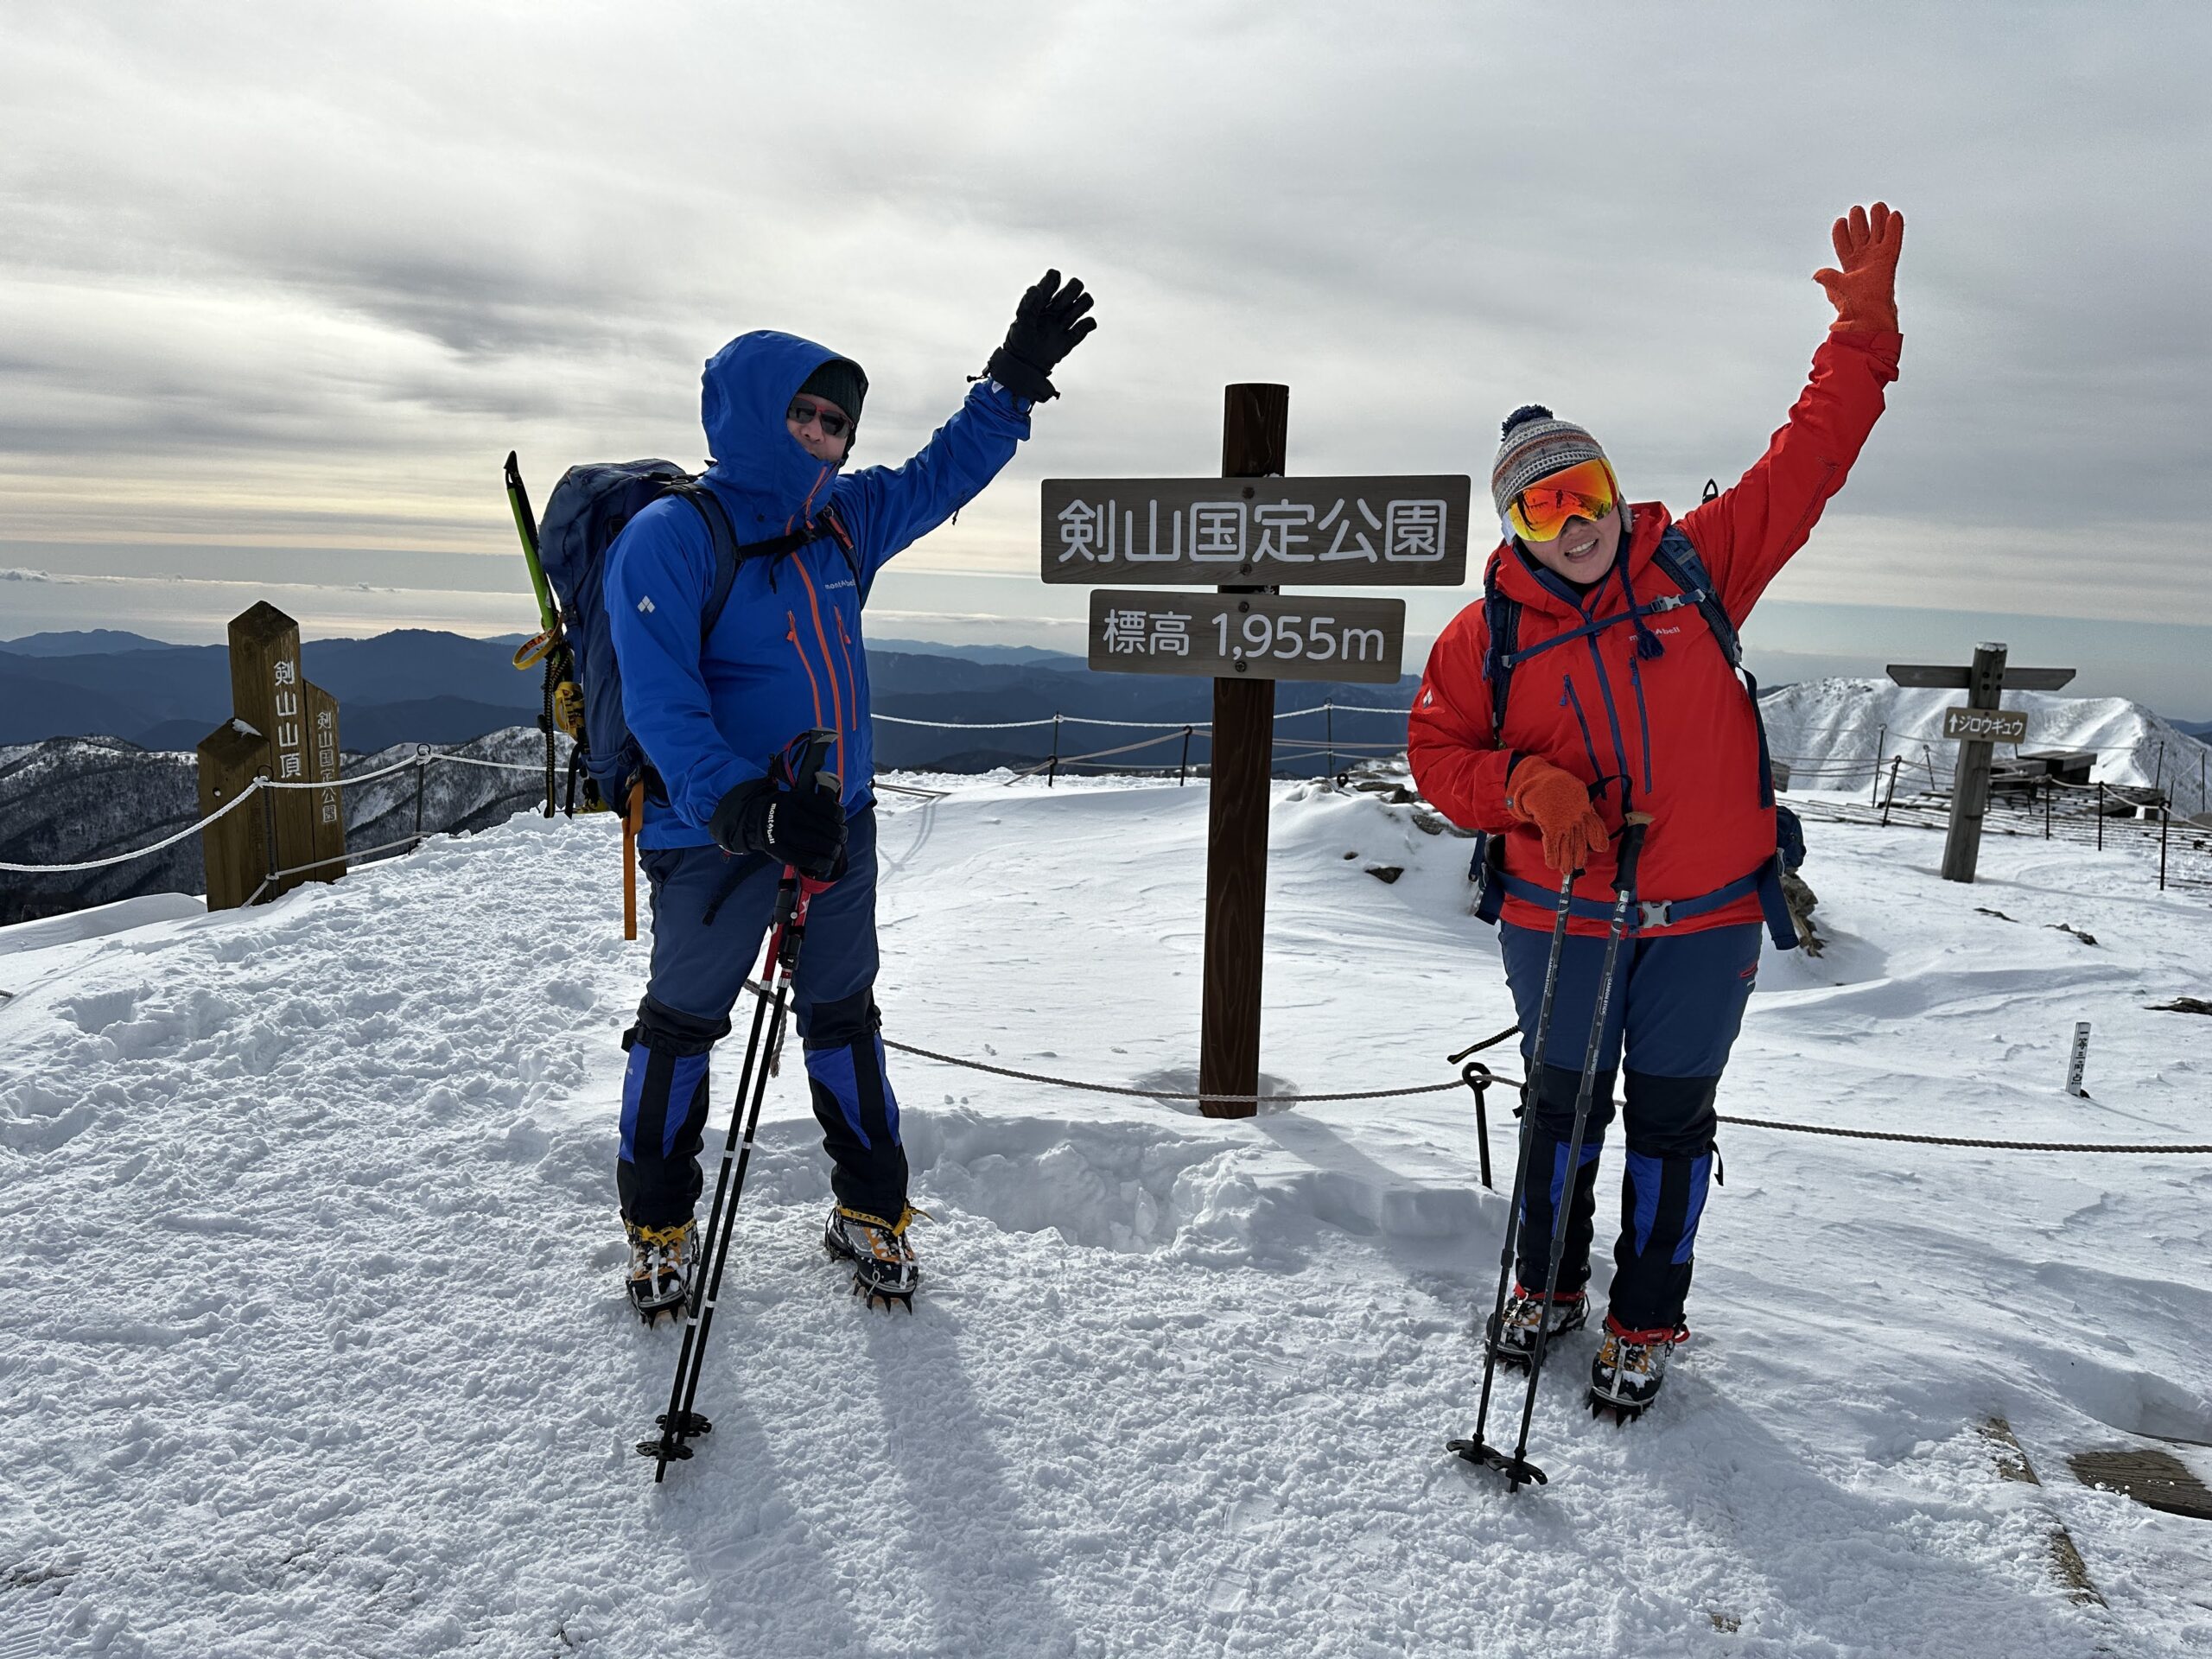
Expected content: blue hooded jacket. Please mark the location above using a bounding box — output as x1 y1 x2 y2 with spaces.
604 330 1033 849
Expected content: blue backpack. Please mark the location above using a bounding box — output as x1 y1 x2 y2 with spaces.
534 460 847 812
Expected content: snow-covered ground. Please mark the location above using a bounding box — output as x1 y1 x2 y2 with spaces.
1761 678 2211 820
2 776 2208 1656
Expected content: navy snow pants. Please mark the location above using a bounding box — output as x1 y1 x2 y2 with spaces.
618 808 907 1229
1498 920 1761 1332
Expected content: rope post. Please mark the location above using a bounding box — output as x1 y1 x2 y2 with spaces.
1870 724 1886 804
2045 773 2053 840
1880 754 1901 827
1325 701 1335 784
1459 1061 1495 1191
1179 724 1192 786
2160 804 2170 892
1047 713 1061 788
2097 780 2105 851
257 768 277 903
413 746 430 846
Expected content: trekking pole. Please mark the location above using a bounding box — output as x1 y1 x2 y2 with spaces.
639 731 838 1481
1452 812 1651 1492
1446 859 1584 1484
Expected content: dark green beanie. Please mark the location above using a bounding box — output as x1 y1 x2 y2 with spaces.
798 357 868 424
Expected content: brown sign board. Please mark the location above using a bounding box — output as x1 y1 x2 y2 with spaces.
1086 589 1405 683
1890 663 2076 692
1944 706 2029 743
1042 476 1471 586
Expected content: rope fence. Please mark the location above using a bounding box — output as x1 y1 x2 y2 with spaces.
0 745 543 874
868 1027 2212 1158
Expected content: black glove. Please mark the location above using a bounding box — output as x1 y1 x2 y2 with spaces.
710 776 848 881
984 269 1096 402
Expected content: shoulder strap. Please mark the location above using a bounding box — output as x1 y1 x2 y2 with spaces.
1649 524 1739 670
668 486 857 638
1480 557 1521 746
1651 524 1776 806
664 483 743 641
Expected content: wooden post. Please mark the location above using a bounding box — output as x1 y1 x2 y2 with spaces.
1941 641 2007 883
1200 383 1287 1117
225 603 321 897
303 680 347 881
195 720 269 911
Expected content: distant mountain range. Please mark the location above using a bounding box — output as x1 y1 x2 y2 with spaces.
0 627 1418 923
0 628 1411 772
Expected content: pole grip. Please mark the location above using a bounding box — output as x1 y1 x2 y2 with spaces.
777 728 839 798
1615 811 1654 894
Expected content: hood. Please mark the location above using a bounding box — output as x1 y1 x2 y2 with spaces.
1488 501 1674 618
699 329 865 524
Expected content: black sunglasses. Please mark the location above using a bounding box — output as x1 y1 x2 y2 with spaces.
786 397 851 438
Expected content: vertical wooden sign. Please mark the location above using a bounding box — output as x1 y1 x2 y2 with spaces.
305 681 347 881
196 601 346 908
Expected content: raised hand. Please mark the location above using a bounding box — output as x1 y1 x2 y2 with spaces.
1814 202 1904 334
985 269 1097 403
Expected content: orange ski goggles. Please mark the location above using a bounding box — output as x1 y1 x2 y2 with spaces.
1504 459 1620 543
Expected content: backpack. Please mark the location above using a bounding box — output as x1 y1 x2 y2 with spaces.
533 460 849 812
1469 514 1801 949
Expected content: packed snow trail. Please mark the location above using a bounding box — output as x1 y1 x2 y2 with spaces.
2 779 2207 1656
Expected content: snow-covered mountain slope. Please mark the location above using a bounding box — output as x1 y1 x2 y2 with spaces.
1763 677 2212 819
2 779 2208 1656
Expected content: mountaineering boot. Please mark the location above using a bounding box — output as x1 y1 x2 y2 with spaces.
626 1218 696 1326
1589 1316 1686 1419
1487 1283 1590 1369
823 1204 927 1310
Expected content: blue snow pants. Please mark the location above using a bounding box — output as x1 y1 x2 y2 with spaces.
617 808 906 1228
1498 920 1762 1332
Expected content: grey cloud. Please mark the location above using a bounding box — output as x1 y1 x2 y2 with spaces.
2 0 2208 626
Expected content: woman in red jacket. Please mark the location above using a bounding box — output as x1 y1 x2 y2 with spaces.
1409 204 1904 1414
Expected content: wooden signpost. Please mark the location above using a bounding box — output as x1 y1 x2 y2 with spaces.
196 602 346 909
1889 643 2075 883
1043 386 1472 1115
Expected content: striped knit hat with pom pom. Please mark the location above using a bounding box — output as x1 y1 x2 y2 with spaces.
1490 404 1608 521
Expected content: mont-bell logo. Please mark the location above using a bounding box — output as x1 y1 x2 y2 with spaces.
637 595 656 614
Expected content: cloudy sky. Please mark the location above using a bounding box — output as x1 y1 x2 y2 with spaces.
3 3 2209 709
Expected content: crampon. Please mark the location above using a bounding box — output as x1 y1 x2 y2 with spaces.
1588 1319 1686 1423
625 1219 696 1328
824 1204 927 1310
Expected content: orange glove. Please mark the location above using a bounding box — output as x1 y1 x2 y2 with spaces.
1503 756 1609 875
1814 201 1904 334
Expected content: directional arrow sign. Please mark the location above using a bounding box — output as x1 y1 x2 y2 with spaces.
1944 706 2029 743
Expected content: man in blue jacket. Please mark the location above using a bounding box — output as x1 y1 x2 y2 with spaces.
605 271 1096 1318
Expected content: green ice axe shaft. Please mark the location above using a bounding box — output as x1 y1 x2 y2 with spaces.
505 450 557 638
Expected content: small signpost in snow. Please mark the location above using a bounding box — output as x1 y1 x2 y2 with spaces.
1888 644 2075 883
1042 392 1472 1114
2065 1021 2092 1098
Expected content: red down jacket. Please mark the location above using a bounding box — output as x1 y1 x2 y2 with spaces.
1409 329 1901 938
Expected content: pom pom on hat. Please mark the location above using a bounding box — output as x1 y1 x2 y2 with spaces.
1491 407 1608 519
